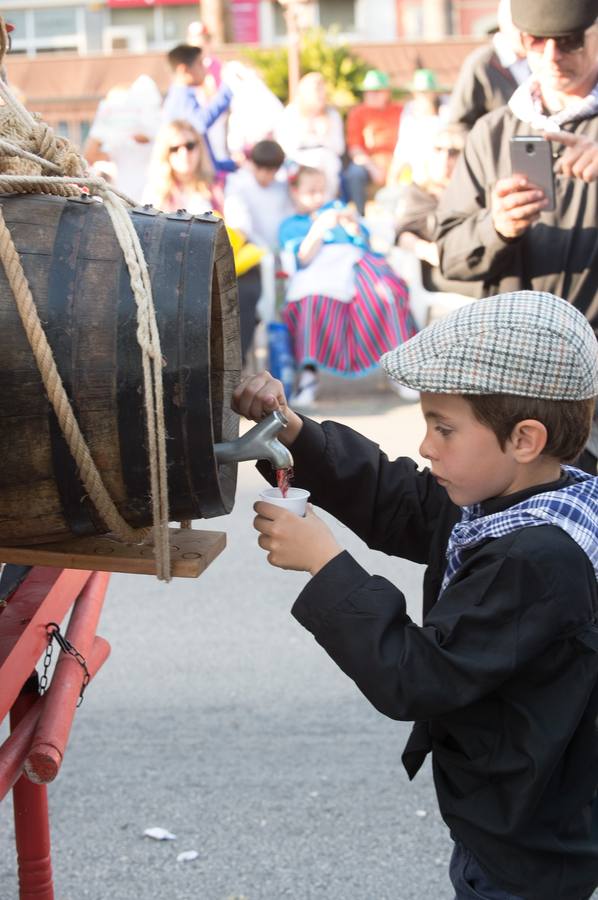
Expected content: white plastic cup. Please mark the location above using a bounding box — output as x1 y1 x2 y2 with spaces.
259 487 310 517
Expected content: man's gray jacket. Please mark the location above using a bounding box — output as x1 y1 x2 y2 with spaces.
436 106 598 330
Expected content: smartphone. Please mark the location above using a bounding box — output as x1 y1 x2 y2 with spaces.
509 136 555 211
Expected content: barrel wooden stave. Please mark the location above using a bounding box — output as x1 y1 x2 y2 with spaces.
0 194 240 545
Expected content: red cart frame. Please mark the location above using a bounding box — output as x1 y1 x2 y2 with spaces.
0 567 111 900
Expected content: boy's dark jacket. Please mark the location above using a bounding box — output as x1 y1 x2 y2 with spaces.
261 416 598 900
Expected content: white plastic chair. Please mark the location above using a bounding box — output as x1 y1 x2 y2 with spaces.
256 250 277 324
246 249 290 375
388 246 474 331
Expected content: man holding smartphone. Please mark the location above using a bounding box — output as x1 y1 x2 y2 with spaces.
436 0 598 471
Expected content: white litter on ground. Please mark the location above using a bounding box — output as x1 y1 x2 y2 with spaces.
143 827 177 841
176 850 199 863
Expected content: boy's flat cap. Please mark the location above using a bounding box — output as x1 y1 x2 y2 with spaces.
380 291 598 400
511 0 598 37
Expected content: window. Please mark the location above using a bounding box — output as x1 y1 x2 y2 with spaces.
319 0 355 30
109 6 199 48
273 2 285 37
161 6 197 43
273 1 316 38
0 9 26 35
3 6 84 54
273 0 355 37
401 2 424 38
110 7 155 44
79 121 91 146
33 7 77 38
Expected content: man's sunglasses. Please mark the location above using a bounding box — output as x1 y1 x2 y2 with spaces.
433 146 461 157
169 141 198 154
522 29 587 54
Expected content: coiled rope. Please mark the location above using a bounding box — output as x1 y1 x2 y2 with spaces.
0 20 171 579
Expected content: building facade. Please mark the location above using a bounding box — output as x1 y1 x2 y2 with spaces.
0 0 491 148
398 0 498 38
0 0 497 57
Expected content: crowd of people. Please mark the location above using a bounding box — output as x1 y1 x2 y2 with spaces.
82 17 481 407
81 0 598 477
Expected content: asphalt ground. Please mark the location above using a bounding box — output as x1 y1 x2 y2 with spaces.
0 373 571 900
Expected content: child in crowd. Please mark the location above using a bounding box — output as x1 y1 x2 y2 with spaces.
393 124 466 268
275 72 345 198
84 75 162 203
279 164 416 407
233 291 598 900
162 43 236 180
223 140 294 252
391 122 480 297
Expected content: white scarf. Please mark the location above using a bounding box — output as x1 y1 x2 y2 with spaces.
508 75 598 129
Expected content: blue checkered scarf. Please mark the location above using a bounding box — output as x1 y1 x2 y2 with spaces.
441 467 598 595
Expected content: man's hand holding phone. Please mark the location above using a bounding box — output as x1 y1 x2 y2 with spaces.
491 175 550 240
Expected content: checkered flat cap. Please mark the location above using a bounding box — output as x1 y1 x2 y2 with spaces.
380 291 598 400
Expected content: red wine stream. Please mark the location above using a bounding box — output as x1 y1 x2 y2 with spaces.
276 467 294 498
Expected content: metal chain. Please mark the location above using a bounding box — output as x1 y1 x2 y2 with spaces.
39 630 54 694
39 622 90 706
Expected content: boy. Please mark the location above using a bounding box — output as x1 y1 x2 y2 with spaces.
162 43 236 175
232 291 598 900
223 140 294 252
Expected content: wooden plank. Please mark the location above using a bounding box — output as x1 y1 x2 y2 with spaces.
0 528 226 578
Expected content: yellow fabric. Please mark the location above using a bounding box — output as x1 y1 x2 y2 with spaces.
225 225 266 276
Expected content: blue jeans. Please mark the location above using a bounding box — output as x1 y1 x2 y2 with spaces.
341 162 370 215
449 842 524 900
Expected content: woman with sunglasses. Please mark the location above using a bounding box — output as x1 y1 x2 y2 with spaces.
143 119 216 213
144 119 263 363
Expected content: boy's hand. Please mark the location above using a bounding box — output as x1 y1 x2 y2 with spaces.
232 371 303 444
253 502 342 575
232 371 286 421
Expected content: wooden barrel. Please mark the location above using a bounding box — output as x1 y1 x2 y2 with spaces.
0 193 240 546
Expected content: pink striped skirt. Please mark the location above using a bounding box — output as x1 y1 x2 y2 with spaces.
282 252 416 377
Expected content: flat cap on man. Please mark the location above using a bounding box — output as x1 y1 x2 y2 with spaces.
511 0 598 37
380 291 598 401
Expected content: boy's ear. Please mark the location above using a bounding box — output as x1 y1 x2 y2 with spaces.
509 419 548 462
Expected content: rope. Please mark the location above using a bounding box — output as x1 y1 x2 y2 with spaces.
0 20 172 579
0 173 136 205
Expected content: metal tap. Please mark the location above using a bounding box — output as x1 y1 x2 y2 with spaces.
214 410 293 469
